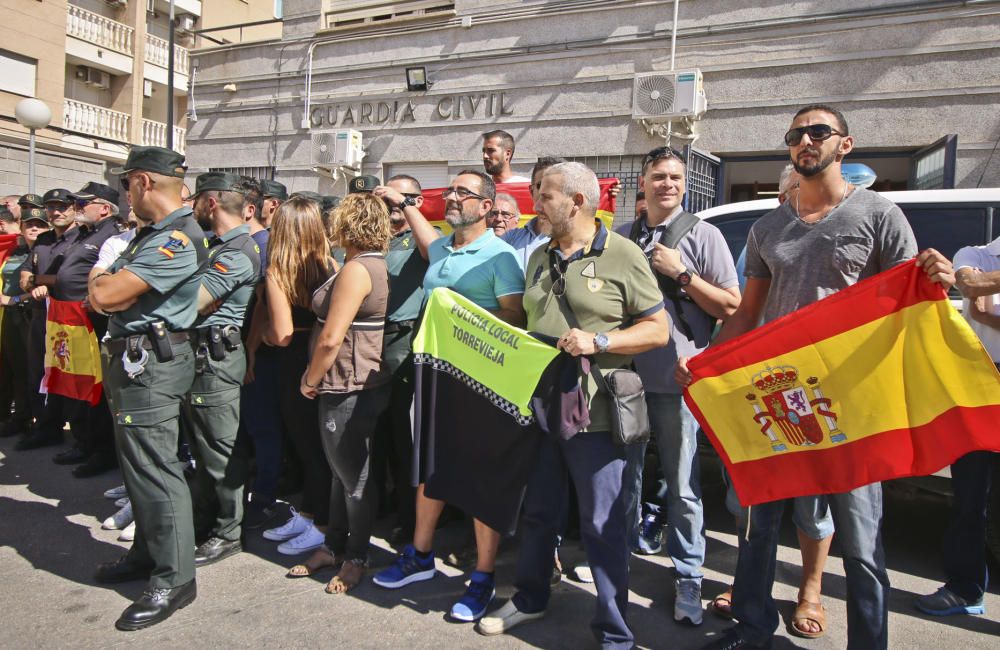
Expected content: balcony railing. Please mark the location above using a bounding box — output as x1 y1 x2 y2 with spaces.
141 119 186 154
63 99 130 142
144 34 190 76
66 4 134 56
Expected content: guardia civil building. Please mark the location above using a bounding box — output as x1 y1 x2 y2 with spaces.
185 0 1000 219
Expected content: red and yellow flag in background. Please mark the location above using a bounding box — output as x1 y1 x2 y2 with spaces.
684 260 1000 506
41 299 103 405
418 177 619 233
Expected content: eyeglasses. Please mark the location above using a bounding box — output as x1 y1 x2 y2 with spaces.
441 186 486 201
45 203 69 212
642 146 686 172
74 199 92 209
549 258 567 297
120 173 146 191
784 124 844 146
489 210 517 220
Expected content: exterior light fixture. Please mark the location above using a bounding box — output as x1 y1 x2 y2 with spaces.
405 67 429 92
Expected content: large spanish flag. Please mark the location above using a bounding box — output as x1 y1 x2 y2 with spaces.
418 177 618 233
41 298 103 405
685 260 1000 506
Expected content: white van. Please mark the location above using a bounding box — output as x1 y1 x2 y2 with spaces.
696 188 1000 272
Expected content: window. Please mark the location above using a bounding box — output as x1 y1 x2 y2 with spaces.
703 210 772 263
323 0 455 30
210 166 275 181
0 50 37 97
384 162 449 191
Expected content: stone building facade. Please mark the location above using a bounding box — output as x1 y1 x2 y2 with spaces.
187 0 1000 217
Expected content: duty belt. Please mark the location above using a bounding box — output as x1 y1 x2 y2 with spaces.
192 324 242 362
384 319 416 335
105 330 189 357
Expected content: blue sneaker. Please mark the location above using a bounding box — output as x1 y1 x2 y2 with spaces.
635 505 664 555
450 571 496 622
914 586 985 616
372 544 437 589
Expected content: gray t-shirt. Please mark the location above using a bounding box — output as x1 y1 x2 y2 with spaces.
745 187 917 324
616 215 738 394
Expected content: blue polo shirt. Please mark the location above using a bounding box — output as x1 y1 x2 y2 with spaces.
501 217 550 272
424 228 524 311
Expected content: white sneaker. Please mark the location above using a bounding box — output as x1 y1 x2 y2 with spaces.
102 501 133 530
276 524 325 555
674 578 704 625
104 485 128 500
262 507 311 542
118 522 136 542
573 563 594 584
114 497 129 508
476 600 544 636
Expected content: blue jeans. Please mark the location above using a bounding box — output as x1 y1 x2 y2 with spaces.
732 483 889 649
240 346 284 503
943 451 996 602
723 468 834 541
648 392 704 581
513 431 632 649
622 440 647 552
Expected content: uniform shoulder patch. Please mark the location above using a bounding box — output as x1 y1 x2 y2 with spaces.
168 230 191 246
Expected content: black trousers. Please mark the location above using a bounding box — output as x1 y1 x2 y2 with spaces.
371 352 417 532
278 331 329 526
0 307 31 431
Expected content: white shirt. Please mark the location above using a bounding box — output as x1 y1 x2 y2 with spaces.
953 236 1000 361
95 229 137 271
495 175 531 184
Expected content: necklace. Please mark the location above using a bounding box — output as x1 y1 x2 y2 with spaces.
796 182 850 224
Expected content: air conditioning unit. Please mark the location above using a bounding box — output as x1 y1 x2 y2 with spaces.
311 129 364 170
76 66 111 90
105 0 128 8
176 14 196 35
632 70 707 122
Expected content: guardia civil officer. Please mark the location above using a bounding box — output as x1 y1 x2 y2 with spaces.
88 147 208 631
185 172 260 566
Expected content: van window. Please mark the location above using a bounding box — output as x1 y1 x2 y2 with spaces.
706 210 770 262
898 205 992 263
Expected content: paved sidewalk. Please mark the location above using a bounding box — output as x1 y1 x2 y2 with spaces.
1 438 998 648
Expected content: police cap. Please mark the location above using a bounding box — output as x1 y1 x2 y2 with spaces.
110 146 187 178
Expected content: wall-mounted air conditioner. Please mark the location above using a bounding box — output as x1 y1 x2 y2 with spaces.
632 70 707 123
311 130 364 170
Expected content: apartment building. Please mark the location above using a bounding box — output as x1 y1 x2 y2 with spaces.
184 0 1000 219
0 0 279 197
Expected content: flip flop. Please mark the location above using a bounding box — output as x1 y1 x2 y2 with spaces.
790 599 827 639
287 548 342 578
711 586 734 619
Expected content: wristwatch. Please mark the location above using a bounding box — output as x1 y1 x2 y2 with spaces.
399 196 417 209
675 267 697 287
594 332 611 354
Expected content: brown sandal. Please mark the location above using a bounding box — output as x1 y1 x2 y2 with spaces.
287 548 342 578
790 599 826 639
711 586 734 619
325 559 366 594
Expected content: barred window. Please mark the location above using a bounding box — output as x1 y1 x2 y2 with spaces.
322 0 455 31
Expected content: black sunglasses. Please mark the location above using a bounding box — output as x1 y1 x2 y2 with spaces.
74 198 92 208
549 258 568 297
784 124 844 146
642 146 685 172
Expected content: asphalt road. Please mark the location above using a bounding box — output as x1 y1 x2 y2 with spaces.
1 437 998 649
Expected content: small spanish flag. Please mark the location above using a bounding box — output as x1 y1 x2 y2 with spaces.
417 177 619 233
684 260 1000 506
41 299 103 405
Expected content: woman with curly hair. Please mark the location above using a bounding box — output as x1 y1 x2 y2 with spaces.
256 197 336 555
287 192 392 593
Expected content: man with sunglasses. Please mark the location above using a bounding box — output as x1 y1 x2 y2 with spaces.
29 182 123 476
616 146 740 626
373 170 525 624
367 174 436 544
88 146 208 631
15 188 84 452
680 105 955 650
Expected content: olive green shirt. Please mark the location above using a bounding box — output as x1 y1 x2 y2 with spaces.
524 221 664 431
107 207 207 337
196 224 258 328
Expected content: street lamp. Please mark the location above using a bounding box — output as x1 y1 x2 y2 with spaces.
15 98 52 194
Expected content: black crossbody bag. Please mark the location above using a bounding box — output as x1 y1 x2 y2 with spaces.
551 253 651 446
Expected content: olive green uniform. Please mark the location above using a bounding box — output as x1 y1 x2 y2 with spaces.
184 224 259 542
103 207 208 589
